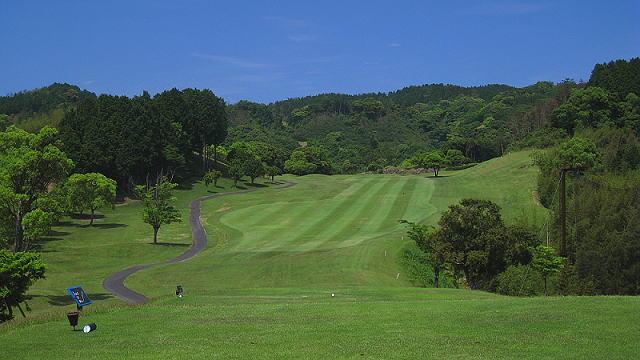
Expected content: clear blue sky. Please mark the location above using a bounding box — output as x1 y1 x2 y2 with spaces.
1 0 638 103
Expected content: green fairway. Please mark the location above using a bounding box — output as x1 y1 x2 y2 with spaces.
3 151 639 359
125 151 546 296
125 173 435 295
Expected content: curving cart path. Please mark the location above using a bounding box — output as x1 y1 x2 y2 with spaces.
103 181 295 304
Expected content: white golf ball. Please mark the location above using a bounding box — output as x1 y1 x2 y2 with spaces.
331 293 335 297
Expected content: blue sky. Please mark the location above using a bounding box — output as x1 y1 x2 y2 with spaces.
1 0 638 103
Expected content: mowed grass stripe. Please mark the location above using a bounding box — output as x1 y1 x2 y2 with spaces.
226 177 374 252
316 177 400 249
221 201 288 229
240 200 319 251
280 177 382 250
374 177 419 232
403 178 437 224
296 178 390 251
329 177 410 248
224 201 312 251
253 178 373 251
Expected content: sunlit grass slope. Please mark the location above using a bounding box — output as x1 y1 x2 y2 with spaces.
127 151 545 296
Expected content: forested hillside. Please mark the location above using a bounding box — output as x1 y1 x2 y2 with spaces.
2 58 638 186
227 81 575 172
533 57 640 295
0 83 93 132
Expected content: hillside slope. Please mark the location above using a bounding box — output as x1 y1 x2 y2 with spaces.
126 151 544 296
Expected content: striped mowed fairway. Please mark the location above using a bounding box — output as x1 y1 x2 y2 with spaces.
221 175 432 252
126 174 437 294
126 151 546 295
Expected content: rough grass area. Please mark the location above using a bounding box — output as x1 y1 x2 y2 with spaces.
21 177 272 314
2 288 638 359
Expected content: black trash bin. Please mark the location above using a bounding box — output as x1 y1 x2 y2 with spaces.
67 311 79 330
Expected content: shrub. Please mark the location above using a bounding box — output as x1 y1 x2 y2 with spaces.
495 265 544 296
401 244 455 288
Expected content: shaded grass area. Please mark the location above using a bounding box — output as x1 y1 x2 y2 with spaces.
2 288 638 359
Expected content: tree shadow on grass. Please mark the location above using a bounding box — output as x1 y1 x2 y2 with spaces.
234 185 247 190
91 223 128 229
48 230 71 237
29 293 114 306
148 242 190 247
426 175 451 179
70 214 106 220
53 221 127 229
244 182 267 188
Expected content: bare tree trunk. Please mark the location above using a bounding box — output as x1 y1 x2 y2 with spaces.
434 265 440 288
213 144 218 169
16 303 26 318
544 276 548 296
14 212 23 252
90 208 95 226
559 170 567 257
153 227 159 244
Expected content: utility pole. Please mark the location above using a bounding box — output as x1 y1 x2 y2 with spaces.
559 169 567 257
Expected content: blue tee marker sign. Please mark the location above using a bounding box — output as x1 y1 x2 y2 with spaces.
66 286 93 308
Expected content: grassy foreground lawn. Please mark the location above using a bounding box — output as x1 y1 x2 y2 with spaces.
2 288 638 359
2 151 638 358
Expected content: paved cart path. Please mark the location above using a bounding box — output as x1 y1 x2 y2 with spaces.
103 181 296 304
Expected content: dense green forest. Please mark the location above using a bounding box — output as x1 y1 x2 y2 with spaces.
2 79 576 180
227 81 575 172
532 58 640 295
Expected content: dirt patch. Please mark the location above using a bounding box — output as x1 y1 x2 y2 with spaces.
532 191 543 207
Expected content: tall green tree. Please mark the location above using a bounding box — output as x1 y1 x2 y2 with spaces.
228 160 244 187
21 209 54 251
182 89 227 171
0 249 46 321
404 222 450 288
422 151 446 177
430 199 537 289
135 175 182 244
284 146 332 175
0 126 74 252
0 114 8 131
243 157 264 184
202 170 222 188
65 173 117 225
265 165 282 183
406 150 447 176
531 245 564 296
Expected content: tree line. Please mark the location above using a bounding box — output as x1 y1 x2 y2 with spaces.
59 88 227 190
